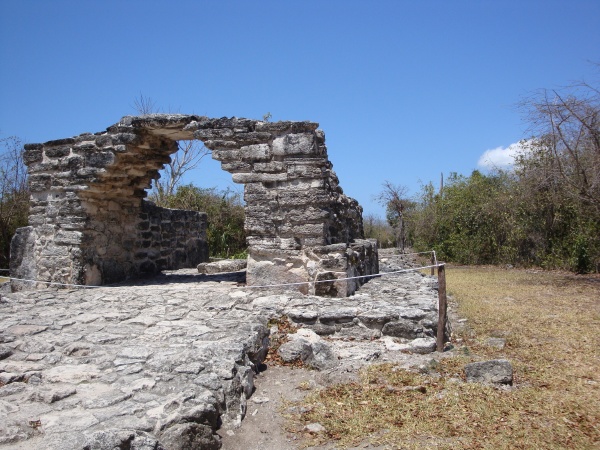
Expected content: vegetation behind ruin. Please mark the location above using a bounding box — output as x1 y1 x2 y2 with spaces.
0 136 29 270
374 73 600 273
149 183 247 259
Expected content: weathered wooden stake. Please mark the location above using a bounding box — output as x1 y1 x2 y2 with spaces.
430 253 435 276
436 263 447 352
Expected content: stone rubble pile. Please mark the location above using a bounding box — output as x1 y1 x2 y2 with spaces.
0 256 442 449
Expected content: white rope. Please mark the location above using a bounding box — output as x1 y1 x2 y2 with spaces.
380 250 435 258
241 263 441 289
2 246 442 291
6 277 102 289
2 263 442 291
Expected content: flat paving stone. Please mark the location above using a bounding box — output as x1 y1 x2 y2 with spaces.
0 258 442 449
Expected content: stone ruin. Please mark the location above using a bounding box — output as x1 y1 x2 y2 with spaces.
10 115 378 296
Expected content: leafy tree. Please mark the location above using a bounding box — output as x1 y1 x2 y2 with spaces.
410 171 516 265
514 70 600 272
404 68 600 273
407 164 599 272
0 136 29 269
513 139 599 272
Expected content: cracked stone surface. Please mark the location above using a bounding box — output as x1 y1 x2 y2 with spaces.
0 254 442 449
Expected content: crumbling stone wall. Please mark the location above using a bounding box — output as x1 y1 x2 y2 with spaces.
11 114 377 296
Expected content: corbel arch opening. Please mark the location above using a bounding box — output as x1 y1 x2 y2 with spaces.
12 114 378 296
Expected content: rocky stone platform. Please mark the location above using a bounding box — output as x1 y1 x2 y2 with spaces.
0 255 441 449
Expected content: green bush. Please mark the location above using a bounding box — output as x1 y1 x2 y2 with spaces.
405 168 599 273
0 136 29 270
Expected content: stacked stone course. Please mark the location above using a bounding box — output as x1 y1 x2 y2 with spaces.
11 114 377 296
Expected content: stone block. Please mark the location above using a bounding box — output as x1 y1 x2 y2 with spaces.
255 120 319 133
272 133 317 157
357 311 396 330
54 231 82 246
220 161 252 173
28 174 52 191
45 147 71 158
231 172 288 184
253 161 286 173
278 338 312 363
232 131 272 145
287 161 326 179
194 128 234 140
319 306 358 324
464 359 513 385
197 259 247 274
23 147 44 165
279 222 326 237
85 151 115 168
203 140 240 150
246 253 309 294
306 341 338 370
240 143 271 162
211 149 241 161
409 337 437 354
382 319 422 339
159 423 220 450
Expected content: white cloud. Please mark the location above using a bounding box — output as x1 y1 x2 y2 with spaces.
477 141 530 170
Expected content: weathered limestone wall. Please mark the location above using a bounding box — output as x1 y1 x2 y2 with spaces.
136 202 208 276
11 128 209 289
11 114 377 296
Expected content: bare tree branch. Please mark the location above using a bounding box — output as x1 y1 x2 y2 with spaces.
131 95 210 204
132 94 158 115
375 181 411 252
518 67 600 214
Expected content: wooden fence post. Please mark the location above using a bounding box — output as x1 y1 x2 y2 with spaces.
436 263 447 352
430 253 435 276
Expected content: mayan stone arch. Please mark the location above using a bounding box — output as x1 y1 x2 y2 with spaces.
11 114 378 296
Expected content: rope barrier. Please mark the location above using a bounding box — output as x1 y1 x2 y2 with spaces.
5 277 102 289
1 263 440 291
379 250 435 257
240 264 439 289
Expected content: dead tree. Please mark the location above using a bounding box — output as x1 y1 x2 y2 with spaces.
132 94 209 204
376 181 410 252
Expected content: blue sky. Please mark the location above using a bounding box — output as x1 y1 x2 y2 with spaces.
1 0 599 217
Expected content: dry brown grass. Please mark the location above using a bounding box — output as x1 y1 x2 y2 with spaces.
286 267 600 449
